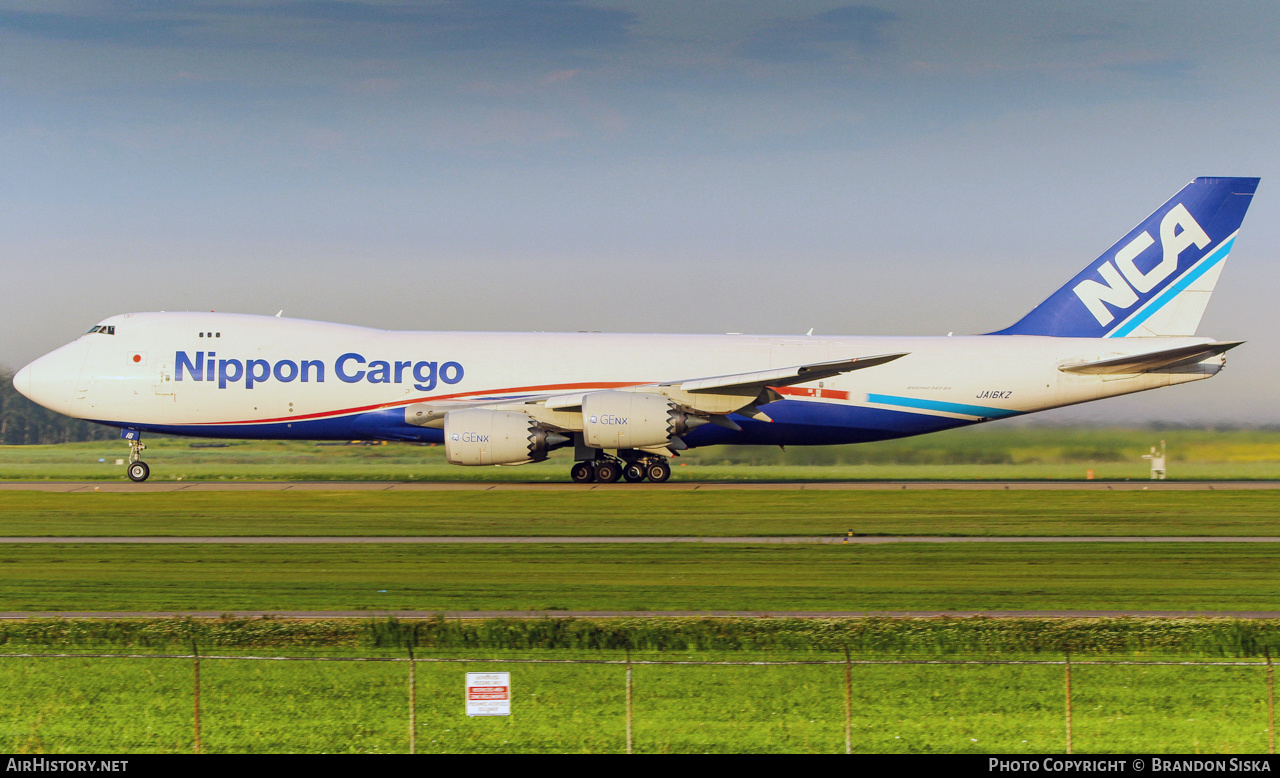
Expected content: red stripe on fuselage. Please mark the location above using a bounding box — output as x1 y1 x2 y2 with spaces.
773 386 850 401
182 381 643 426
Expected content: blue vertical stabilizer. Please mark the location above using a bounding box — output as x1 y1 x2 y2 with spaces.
993 177 1259 338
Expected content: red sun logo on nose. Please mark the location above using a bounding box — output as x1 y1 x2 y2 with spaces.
132 355 141 363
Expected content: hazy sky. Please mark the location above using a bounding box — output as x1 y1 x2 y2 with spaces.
2 1 1277 423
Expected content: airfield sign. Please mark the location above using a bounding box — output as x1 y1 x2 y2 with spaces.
466 672 511 717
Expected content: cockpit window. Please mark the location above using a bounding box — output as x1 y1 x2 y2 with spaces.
86 325 116 335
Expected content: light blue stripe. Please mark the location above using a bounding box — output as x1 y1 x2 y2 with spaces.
1109 236 1235 338
866 394 1022 419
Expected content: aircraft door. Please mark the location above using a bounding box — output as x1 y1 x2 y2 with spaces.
154 362 175 398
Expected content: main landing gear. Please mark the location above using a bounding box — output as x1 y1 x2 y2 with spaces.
570 456 671 484
126 437 150 482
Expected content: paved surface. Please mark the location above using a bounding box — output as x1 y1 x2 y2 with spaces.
3 535 1280 544
1 610 1278 620
0 480 1276 492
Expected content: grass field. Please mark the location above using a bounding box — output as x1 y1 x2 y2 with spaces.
0 543 1278 612
0 489 1277 613
0 652 1272 753
0 489 1276 612
2 617 1277 754
1 429 1278 752
0 489 1278 537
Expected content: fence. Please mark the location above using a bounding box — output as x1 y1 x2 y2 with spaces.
0 650 1275 754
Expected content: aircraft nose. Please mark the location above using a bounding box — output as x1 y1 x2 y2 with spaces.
12 363 32 399
13 342 88 416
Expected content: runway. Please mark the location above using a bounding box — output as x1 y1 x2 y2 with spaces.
3 535 1280 544
0 480 1276 492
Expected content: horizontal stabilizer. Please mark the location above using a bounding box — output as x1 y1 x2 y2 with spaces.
1059 341 1243 375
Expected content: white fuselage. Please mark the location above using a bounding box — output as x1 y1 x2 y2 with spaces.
13 311 1223 448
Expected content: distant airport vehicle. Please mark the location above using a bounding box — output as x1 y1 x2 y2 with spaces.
13 177 1259 483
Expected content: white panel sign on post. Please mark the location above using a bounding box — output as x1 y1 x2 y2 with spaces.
466 672 511 717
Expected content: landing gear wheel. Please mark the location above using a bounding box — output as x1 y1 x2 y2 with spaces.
595 460 623 483
645 459 671 483
127 461 151 483
623 462 647 483
570 461 597 483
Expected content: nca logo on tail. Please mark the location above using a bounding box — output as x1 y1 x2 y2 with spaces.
1072 203 1210 325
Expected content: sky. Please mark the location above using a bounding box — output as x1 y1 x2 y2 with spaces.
1 0 1277 424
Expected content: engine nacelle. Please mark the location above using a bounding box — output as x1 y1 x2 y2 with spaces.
581 391 704 450
444 409 567 466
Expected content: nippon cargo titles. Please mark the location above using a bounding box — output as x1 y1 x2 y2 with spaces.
173 351 465 391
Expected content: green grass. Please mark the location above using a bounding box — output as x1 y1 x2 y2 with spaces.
0 543 1278 612
0 653 1271 753
8 615 1280 657
1 428 1276 752
0 489 1276 615
1 490 1279 537
2 618 1277 753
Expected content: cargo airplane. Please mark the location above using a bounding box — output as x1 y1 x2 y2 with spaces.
12 177 1259 483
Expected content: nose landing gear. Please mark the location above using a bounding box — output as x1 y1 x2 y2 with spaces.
125 436 150 482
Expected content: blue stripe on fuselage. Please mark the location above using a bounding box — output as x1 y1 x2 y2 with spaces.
864 394 1021 420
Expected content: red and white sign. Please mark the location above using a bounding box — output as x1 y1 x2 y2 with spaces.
466 672 511 717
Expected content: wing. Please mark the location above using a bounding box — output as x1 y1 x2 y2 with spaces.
665 353 908 393
406 352 909 428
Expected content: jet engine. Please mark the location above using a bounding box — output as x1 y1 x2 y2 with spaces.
443 409 569 465
580 391 707 450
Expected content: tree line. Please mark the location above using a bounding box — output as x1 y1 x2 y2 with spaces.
0 366 119 445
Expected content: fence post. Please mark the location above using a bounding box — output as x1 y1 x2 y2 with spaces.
844 647 852 755
408 644 417 755
626 648 634 755
1268 649 1274 756
192 641 202 755
1064 652 1073 755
